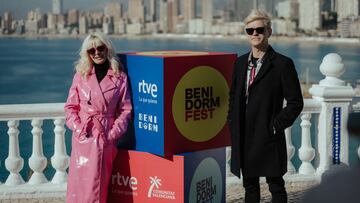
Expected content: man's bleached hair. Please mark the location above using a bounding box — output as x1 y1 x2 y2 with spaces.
75 32 121 77
244 10 272 28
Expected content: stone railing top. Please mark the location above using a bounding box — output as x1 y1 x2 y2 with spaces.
353 102 360 112
302 99 321 113
0 103 65 121
0 99 323 122
0 98 354 122
319 53 345 87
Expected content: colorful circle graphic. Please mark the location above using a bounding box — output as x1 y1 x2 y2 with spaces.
172 66 229 142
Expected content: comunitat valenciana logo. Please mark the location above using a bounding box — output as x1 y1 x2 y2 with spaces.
147 176 176 200
172 66 229 142
189 157 223 203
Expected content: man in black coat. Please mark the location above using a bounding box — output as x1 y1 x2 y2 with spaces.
227 10 304 203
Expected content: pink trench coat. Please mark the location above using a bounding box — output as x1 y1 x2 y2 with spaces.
64 67 132 203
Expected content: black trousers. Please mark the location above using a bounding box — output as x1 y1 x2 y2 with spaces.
243 176 287 203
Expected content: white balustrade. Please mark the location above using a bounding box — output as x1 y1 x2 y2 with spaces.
51 118 69 184
0 50 359 200
0 103 66 190
298 113 316 175
28 119 48 185
352 102 360 160
310 53 354 175
225 147 231 176
4 120 25 186
285 127 296 175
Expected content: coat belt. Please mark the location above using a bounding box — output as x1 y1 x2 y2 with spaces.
79 112 115 139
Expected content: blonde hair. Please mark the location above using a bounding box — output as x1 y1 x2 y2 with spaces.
75 32 121 77
244 10 272 28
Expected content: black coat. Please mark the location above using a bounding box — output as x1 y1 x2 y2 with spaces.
227 46 303 178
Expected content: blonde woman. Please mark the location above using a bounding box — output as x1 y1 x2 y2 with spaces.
64 33 132 203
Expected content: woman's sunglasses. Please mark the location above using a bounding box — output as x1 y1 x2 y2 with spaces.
87 45 107 55
245 27 265 35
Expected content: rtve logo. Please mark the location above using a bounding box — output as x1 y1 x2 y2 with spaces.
138 80 158 98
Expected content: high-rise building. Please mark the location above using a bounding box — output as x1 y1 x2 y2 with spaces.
47 13 57 30
234 0 253 22
149 0 157 22
183 0 196 22
79 15 88 35
202 0 213 22
337 0 359 20
276 0 299 20
299 0 322 31
68 9 79 26
52 0 63 15
105 2 123 19
159 0 168 32
167 0 179 32
26 9 43 34
27 9 42 21
331 0 337 12
258 0 276 16
128 0 145 23
57 14 66 29
103 16 114 34
3 12 13 33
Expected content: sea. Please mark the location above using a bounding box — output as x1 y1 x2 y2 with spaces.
0 37 359 182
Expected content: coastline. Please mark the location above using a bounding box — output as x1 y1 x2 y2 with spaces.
1 33 360 45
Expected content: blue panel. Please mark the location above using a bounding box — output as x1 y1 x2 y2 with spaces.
332 107 341 165
183 147 226 203
121 54 165 156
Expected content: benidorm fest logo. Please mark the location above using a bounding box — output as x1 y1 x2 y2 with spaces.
172 66 229 142
189 157 223 203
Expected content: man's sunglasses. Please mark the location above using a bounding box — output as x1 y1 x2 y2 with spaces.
245 27 265 35
87 45 107 55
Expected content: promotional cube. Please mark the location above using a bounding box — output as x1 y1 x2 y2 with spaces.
108 147 226 203
119 51 237 156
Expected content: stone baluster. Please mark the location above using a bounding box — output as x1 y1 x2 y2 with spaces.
5 120 25 185
226 147 232 177
51 118 69 184
309 53 355 176
285 127 296 175
298 113 316 174
28 119 48 185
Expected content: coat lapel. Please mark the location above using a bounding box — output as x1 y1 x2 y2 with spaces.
252 46 276 86
86 67 107 111
100 68 118 93
238 52 250 94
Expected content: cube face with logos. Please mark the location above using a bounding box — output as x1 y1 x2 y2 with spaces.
119 51 236 156
108 147 226 203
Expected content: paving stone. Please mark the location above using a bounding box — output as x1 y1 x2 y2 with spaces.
226 182 317 203
0 182 317 203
